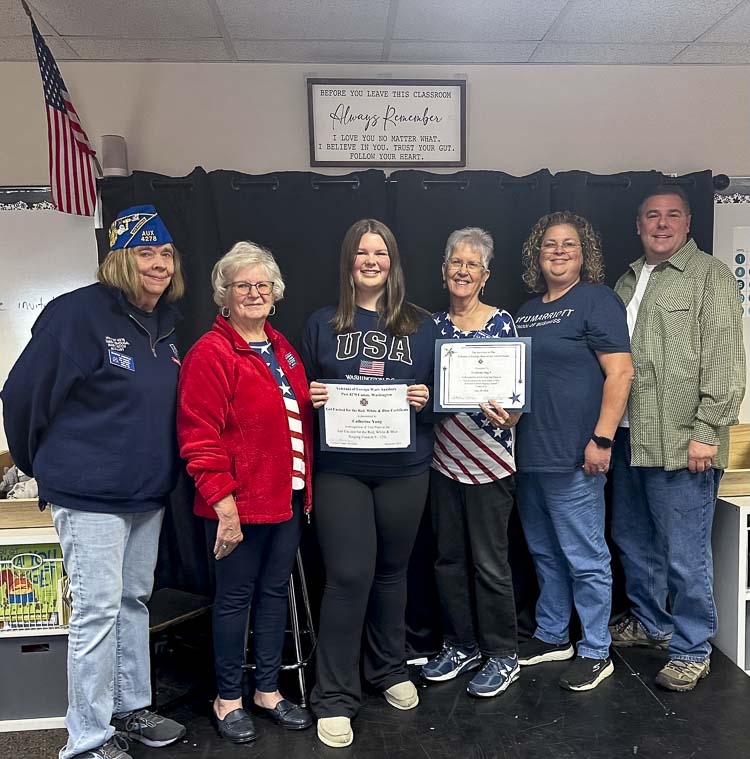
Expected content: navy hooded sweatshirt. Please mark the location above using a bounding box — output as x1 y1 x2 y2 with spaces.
1 283 182 513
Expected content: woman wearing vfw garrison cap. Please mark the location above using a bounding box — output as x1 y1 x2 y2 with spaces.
2 206 187 759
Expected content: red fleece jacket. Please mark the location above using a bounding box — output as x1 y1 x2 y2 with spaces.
177 315 313 523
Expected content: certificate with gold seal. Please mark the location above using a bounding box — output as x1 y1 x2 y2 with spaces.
434 338 531 413
319 379 416 452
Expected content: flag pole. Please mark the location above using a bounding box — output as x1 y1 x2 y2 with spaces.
21 0 104 178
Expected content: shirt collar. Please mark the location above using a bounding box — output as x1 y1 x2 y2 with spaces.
628 237 698 275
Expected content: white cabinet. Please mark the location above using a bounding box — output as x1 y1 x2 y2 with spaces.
0 526 68 732
712 496 750 675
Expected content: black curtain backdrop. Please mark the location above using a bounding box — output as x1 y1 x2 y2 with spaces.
390 169 554 317
100 167 715 656
551 169 714 288
208 169 388 348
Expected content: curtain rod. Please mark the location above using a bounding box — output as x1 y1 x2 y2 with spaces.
0 186 51 194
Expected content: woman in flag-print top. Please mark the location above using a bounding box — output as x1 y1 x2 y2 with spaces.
300 219 437 748
421 227 522 699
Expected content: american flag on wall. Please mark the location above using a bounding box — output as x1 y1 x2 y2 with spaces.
30 18 97 216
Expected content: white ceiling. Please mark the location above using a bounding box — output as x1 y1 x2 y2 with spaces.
3 0 750 65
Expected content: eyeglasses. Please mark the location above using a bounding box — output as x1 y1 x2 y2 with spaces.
445 259 485 272
229 281 274 296
541 241 581 253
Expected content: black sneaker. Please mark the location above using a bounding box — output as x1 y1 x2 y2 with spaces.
559 655 614 691
72 735 132 759
112 708 186 747
517 637 575 666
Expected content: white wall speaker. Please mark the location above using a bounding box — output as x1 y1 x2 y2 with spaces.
100 134 129 177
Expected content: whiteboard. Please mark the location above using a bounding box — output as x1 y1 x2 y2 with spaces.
713 203 750 424
0 210 98 451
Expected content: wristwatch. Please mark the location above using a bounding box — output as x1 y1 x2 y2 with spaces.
591 435 613 449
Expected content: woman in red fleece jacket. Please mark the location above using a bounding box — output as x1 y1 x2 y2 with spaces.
177 241 314 743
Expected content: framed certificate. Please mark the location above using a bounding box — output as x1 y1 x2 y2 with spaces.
319 379 416 453
434 338 531 413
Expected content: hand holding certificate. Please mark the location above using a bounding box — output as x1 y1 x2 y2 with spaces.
434 337 531 413
318 379 416 452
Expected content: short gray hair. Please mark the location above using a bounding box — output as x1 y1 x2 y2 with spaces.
443 227 494 269
211 241 286 308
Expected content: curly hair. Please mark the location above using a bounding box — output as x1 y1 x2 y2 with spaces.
521 211 605 293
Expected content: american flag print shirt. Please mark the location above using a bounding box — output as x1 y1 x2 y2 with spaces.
431 309 517 484
249 340 306 490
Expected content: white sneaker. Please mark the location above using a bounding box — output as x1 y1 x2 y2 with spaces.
384 680 419 710
317 716 353 747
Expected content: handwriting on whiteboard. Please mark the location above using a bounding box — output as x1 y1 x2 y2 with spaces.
0 294 62 312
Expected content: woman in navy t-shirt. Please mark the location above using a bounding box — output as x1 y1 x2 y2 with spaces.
301 219 435 748
514 211 633 693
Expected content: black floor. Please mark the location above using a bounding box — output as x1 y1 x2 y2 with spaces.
125 646 750 759
5 647 747 759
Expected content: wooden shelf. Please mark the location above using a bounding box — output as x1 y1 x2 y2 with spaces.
0 526 58 545
0 501 53 529
719 425 750 498
0 450 52 529
720 470 750 498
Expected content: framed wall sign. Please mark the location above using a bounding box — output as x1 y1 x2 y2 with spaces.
307 78 466 168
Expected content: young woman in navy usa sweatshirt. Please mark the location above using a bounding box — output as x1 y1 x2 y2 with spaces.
300 219 437 748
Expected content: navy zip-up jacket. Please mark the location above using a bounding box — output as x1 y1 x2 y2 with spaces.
1 283 182 513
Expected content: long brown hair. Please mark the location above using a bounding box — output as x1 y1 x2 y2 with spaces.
521 211 604 294
331 219 427 335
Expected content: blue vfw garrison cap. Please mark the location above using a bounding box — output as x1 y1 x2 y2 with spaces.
109 205 173 250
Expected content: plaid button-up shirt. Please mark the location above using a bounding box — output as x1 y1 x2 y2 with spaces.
615 238 746 471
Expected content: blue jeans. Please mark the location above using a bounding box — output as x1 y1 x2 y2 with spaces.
51 506 164 759
611 427 720 662
516 470 612 659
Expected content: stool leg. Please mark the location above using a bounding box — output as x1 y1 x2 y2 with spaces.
149 637 158 710
242 604 252 669
287 574 307 707
296 550 317 649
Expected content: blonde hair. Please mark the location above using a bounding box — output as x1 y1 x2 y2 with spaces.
211 241 285 308
97 245 185 304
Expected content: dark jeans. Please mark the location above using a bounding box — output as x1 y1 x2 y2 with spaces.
611 427 721 661
207 493 303 698
430 469 518 657
310 470 429 719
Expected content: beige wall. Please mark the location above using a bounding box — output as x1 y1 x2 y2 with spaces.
2 61 750 183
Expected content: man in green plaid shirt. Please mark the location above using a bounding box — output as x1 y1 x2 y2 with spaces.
608 185 746 692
